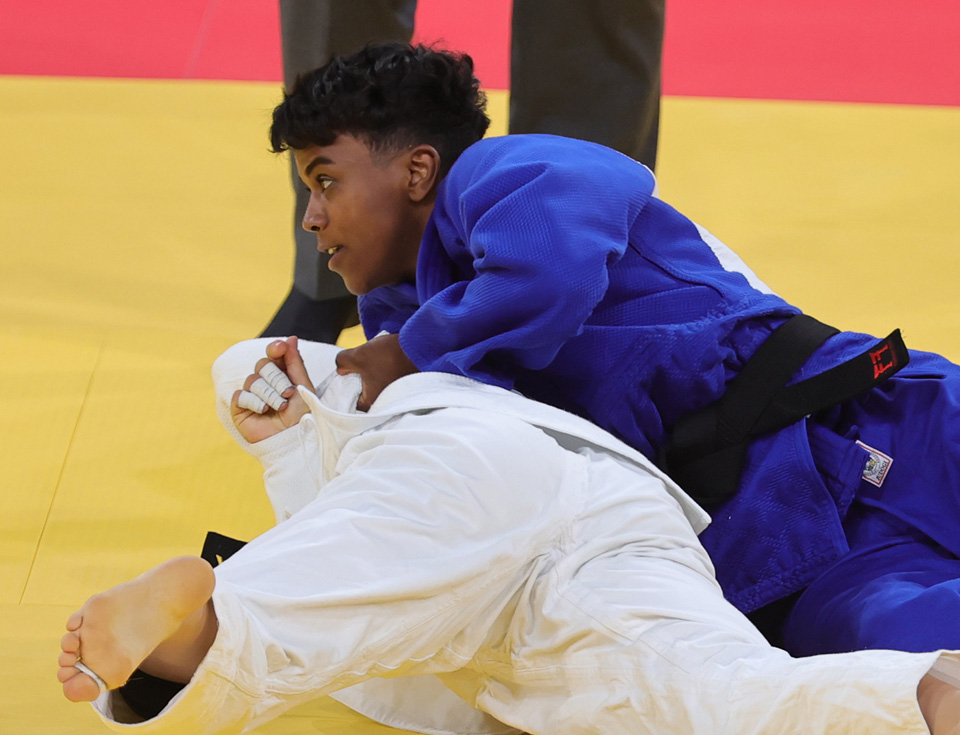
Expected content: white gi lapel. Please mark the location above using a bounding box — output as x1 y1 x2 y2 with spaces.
297 374 397 484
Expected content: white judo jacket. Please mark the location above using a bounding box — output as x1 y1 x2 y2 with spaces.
89 339 960 735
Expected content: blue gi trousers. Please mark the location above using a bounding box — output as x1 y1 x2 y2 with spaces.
784 358 960 654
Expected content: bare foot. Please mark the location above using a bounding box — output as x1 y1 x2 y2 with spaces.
58 556 216 702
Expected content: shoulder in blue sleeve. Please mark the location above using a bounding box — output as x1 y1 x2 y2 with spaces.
399 134 659 388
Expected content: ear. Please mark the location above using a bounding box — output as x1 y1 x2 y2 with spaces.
406 145 442 203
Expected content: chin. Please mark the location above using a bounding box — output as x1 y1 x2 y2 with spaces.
343 275 398 296
340 277 373 296
328 266 362 296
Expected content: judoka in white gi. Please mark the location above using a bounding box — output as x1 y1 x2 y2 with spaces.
58 337 960 734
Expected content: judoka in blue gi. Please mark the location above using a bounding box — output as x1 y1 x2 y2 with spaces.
270 41 960 657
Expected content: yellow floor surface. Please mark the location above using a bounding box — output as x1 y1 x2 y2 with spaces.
1 74 958 733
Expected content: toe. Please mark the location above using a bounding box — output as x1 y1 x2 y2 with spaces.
65 611 83 632
61 630 80 654
59 650 79 668
61 669 102 702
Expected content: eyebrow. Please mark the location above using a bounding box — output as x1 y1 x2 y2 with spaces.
304 155 334 176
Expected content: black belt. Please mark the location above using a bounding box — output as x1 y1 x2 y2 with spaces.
658 314 909 509
201 530 247 567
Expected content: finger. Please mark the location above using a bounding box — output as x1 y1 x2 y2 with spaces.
258 361 294 397
249 377 286 411
280 336 314 389
265 339 289 362
236 390 268 414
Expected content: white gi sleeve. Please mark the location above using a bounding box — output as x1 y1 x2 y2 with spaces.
210 338 341 522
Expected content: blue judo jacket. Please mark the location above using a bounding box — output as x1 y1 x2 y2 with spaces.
359 134 943 613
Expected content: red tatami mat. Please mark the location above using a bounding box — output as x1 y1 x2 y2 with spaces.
0 0 511 87
0 0 957 104
664 0 960 106
0 0 281 82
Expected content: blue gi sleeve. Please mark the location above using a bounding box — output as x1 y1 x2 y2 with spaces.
399 138 656 389
359 283 420 339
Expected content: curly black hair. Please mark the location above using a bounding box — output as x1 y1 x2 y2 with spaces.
270 42 490 175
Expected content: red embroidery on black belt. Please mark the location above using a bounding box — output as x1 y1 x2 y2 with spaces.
870 341 899 379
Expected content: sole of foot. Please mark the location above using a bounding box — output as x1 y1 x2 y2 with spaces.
58 555 215 702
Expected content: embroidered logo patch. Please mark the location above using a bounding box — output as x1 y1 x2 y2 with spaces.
857 440 893 487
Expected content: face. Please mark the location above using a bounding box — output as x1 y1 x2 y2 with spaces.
294 135 431 295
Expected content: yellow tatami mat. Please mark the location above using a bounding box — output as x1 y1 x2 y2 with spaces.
1 73 958 733
658 96 960 356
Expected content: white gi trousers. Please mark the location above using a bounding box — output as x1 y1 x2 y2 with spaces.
90 339 960 735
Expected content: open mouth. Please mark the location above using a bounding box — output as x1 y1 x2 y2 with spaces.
325 246 342 256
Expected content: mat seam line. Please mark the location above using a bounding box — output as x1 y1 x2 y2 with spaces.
19 343 105 605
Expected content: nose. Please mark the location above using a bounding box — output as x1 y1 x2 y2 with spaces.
301 191 328 233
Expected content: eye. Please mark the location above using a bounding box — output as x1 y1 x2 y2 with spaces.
316 176 333 192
